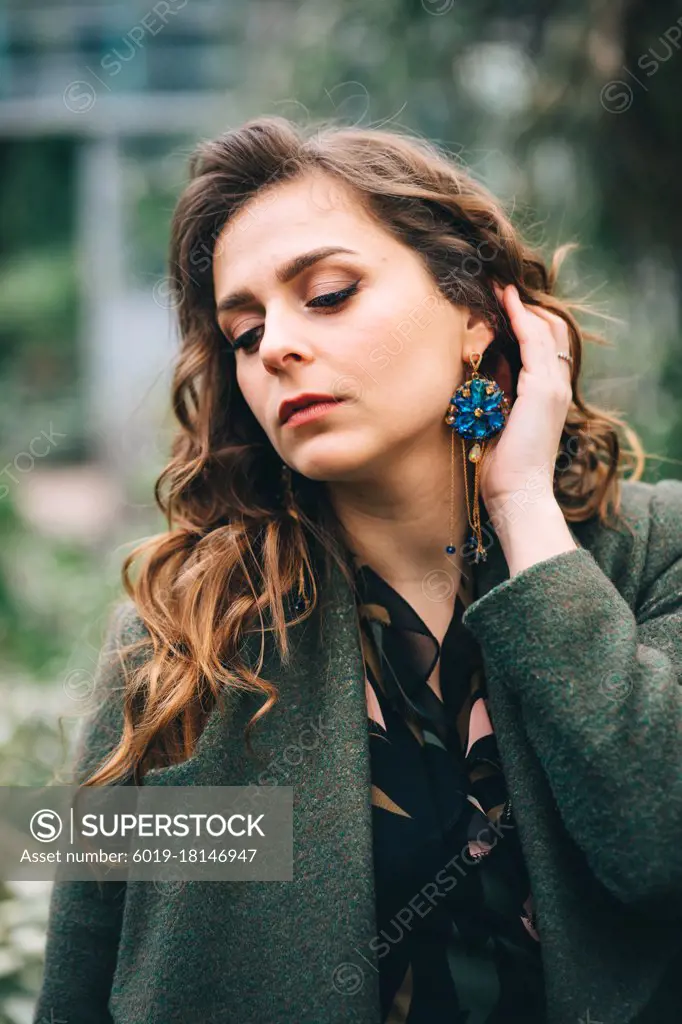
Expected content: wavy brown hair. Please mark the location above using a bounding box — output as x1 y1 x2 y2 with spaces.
82 115 644 787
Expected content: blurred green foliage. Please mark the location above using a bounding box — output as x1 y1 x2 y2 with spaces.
2 0 682 1017
0 491 102 677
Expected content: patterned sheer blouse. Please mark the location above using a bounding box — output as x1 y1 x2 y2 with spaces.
352 554 546 1023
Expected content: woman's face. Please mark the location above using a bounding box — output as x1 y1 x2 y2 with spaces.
212 171 494 482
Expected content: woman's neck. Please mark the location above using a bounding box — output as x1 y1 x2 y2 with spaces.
326 431 469 598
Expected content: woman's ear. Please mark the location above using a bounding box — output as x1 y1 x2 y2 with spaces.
461 308 515 398
463 309 496 363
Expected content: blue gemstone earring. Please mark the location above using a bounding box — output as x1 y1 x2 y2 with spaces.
444 352 510 563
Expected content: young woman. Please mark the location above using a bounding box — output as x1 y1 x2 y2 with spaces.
35 116 682 1024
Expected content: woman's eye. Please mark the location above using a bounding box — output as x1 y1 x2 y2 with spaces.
230 325 263 354
307 281 359 309
229 281 360 354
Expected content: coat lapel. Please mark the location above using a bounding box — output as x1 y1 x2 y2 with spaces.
140 553 382 1022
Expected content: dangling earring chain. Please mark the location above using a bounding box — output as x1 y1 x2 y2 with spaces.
444 352 509 563
445 423 482 559
460 435 483 552
445 429 457 556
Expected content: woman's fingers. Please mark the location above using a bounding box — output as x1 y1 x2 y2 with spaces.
526 305 573 386
493 283 573 383
527 305 573 353
493 283 554 375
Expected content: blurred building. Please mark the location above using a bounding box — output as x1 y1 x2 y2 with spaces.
0 0 282 494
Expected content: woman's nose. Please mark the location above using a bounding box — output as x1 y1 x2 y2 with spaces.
259 313 314 367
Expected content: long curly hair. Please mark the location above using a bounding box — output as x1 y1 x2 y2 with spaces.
82 115 644 787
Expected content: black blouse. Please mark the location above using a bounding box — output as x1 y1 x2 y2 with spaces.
352 554 546 1023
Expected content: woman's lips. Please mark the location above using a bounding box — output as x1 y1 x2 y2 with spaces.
283 400 345 428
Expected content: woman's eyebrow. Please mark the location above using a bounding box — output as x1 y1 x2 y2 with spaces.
215 245 360 315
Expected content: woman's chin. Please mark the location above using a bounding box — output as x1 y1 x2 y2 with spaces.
286 434 375 483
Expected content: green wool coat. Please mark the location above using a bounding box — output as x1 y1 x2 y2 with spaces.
33 479 682 1024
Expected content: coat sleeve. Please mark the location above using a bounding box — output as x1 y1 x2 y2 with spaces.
462 480 682 919
33 600 146 1024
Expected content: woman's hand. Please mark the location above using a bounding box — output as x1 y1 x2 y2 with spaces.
478 282 577 575
479 282 573 511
